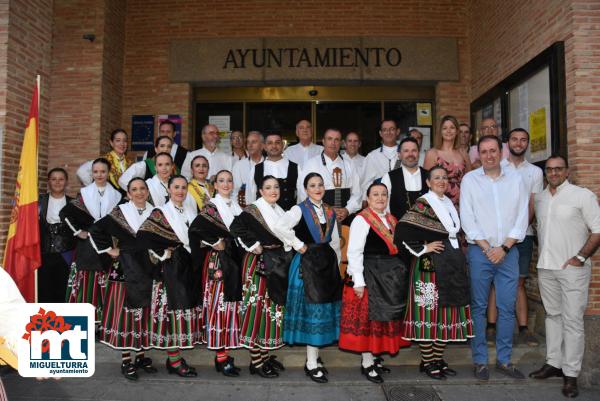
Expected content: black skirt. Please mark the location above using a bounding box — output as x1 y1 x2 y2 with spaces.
363 254 408 322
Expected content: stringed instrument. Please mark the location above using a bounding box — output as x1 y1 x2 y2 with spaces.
237 184 247 209
332 166 350 277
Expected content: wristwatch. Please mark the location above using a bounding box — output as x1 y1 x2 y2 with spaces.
575 254 587 263
501 245 510 254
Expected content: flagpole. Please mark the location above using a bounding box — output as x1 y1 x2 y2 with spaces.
34 75 40 303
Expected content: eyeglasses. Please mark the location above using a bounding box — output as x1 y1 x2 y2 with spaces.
545 167 567 173
480 125 498 132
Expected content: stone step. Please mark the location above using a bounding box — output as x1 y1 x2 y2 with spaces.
95 341 546 367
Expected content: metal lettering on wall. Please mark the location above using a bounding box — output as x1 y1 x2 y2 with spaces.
170 37 458 84
221 47 402 69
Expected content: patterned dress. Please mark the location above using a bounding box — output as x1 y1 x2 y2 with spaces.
189 202 242 350
435 157 466 207
229 202 291 350
396 198 473 342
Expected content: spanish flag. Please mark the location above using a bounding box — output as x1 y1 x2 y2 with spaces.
2 82 41 302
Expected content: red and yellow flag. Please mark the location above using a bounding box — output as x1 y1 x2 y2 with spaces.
3 82 41 302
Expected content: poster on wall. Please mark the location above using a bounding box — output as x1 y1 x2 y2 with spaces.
209 115 232 154
416 103 432 126
157 114 182 145
131 115 155 151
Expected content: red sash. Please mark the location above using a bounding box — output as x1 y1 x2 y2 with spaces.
358 207 398 255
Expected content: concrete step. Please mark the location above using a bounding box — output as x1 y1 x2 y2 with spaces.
95 341 546 368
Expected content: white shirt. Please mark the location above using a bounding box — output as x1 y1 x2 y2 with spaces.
119 160 148 190
343 152 366 185
182 147 232 180
535 181 600 270
272 202 342 264
231 152 248 168
380 165 423 213
459 166 529 247
245 157 291 205
346 212 391 288
46 195 67 224
298 153 362 214
284 142 323 169
501 158 544 236
362 145 399 195
232 155 265 202
418 150 426 167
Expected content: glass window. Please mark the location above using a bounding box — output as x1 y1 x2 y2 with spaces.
195 102 243 147
246 102 311 144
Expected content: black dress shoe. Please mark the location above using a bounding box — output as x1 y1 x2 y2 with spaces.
166 358 197 377
419 361 446 380
249 362 279 378
214 356 240 377
361 365 384 384
265 355 285 371
135 355 158 373
436 359 457 376
305 364 328 383
121 361 138 381
529 363 563 379
562 376 579 398
317 357 328 375
373 357 391 373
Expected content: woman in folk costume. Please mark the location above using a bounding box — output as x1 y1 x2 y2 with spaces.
77 129 133 196
183 155 214 212
87 177 156 381
229 176 291 379
136 175 201 377
188 170 244 377
61 158 122 321
118 136 176 191
272 173 343 384
339 182 411 384
394 166 473 380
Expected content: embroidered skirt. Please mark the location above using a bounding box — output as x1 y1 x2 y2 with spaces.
239 253 285 350
283 253 340 346
339 285 410 354
201 250 241 350
148 280 204 349
402 257 473 342
66 263 109 322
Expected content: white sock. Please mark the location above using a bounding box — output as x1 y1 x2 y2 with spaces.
306 345 321 375
361 352 374 369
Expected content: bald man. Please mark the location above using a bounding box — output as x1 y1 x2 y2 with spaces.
283 119 323 169
182 124 232 180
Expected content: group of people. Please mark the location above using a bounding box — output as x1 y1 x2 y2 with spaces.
35 116 599 398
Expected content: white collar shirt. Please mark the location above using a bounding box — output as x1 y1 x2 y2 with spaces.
182 147 232 180
283 142 323 169
362 145 399 195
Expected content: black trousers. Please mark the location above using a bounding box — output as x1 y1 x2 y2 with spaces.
38 252 71 302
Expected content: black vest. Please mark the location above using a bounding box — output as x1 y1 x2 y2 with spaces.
254 160 298 211
364 228 392 256
38 194 76 254
388 166 428 220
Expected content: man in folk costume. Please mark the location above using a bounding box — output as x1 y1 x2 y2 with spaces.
247 132 298 211
118 136 175 190
38 167 76 302
60 158 123 321
298 128 362 225
381 137 428 221
232 131 265 208
144 120 189 171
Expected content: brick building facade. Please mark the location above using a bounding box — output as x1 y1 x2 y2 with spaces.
0 0 598 383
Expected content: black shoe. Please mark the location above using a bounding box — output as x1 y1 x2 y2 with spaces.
305 364 328 383
419 362 446 380
361 365 384 384
134 355 158 373
473 364 489 381
166 358 197 377
249 362 279 378
373 357 391 373
562 376 579 398
317 357 328 375
436 359 456 376
214 356 240 377
495 362 525 379
121 361 138 381
529 363 563 379
265 355 285 371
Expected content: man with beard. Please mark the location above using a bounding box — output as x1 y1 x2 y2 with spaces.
182 124 232 180
486 128 543 347
380 137 428 220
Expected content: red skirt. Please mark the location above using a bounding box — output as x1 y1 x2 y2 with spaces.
339 285 410 354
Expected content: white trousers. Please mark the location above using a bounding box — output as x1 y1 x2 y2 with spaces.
538 266 591 377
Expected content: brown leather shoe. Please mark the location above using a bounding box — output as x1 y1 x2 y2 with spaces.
529 363 563 379
562 376 579 398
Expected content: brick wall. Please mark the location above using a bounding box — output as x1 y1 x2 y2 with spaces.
470 0 600 315
0 0 52 263
121 0 472 148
